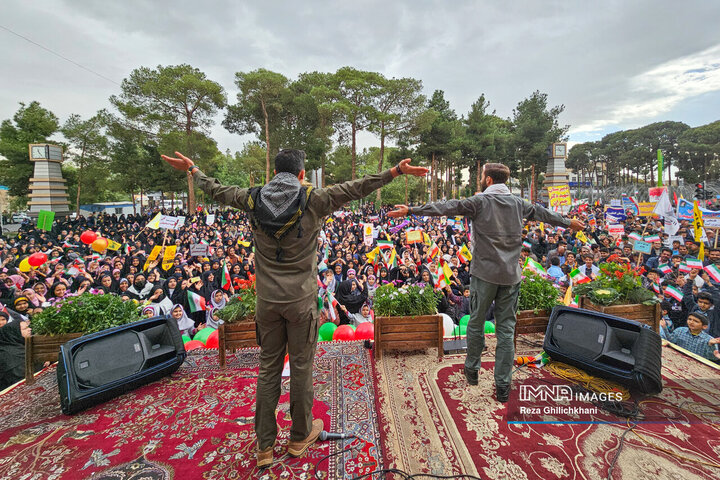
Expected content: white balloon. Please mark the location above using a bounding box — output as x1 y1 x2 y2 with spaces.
440 313 455 337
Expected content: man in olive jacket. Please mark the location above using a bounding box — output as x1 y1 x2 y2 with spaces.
389 163 583 402
162 150 427 467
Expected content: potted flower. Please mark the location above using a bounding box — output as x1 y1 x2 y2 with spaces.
515 272 562 342
372 283 443 359
215 281 257 366
26 293 141 383
573 260 660 331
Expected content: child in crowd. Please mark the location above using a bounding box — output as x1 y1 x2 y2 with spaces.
659 301 673 341
661 311 720 361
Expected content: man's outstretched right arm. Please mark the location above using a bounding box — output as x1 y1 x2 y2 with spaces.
161 151 248 210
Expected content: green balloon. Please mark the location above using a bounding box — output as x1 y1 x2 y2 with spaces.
319 322 337 341
182 334 191 344
193 327 215 344
452 325 467 336
460 315 470 328
484 321 495 333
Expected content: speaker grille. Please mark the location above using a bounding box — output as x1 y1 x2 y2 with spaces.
72 330 145 388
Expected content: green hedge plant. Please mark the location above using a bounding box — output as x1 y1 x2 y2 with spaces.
373 283 440 317
31 293 142 335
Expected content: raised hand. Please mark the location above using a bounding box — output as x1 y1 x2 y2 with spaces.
569 219 585 232
161 151 195 171
398 158 429 177
388 205 409 218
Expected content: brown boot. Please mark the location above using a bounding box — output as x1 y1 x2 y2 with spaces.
287 419 323 457
256 442 275 468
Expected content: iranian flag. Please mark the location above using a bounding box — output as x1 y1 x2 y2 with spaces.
427 242 440 260
705 264 720 282
644 234 661 243
523 258 546 275
430 267 447 289
678 262 692 273
658 263 672 275
686 258 703 269
377 240 394 250
326 291 339 321
628 232 642 241
664 285 683 302
220 260 231 290
652 283 661 294
123 244 131 255
569 268 591 284
568 295 579 308
188 291 207 312
522 240 532 249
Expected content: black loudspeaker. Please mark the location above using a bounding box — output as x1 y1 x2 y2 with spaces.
543 306 663 395
57 316 186 414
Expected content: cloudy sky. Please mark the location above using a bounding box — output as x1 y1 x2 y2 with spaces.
1 0 720 154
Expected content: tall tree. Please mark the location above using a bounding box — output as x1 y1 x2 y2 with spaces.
417 90 459 201
110 64 226 211
333 67 383 180
302 71 342 187
223 69 289 182
0 101 59 199
61 111 109 216
460 94 502 192
371 76 425 202
512 91 568 197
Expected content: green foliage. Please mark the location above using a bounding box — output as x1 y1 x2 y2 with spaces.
0 101 60 199
216 286 257 323
573 262 659 306
372 283 440 317
518 272 561 312
31 294 142 335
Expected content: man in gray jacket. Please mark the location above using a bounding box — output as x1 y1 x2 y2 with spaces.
389 163 583 402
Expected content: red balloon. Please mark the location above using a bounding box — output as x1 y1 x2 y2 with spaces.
205 330 219 349
184 340 205 351
28 252 48 267
355 322 374 341
80 231 97 245
333 325 356 341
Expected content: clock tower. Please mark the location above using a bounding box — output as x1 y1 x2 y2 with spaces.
27 144 72 218
541 142 569 205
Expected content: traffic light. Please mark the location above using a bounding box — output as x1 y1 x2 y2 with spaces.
695 183 706 199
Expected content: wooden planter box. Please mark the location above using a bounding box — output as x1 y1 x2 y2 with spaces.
374 314 443 359
579 297 660 332
218 320 258 367
25 333 83 384
514 309 552 348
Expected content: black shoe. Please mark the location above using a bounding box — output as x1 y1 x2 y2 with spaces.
496 385 510 403
464 366 478 386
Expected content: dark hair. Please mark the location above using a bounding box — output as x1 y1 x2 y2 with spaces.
697 292 714 304
660 300 671 312
274 149 305 175
550 257 560 266
661 247 672 254
688 311 709 325
483 163 510 184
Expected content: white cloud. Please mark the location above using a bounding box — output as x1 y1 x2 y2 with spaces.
570 43 720 136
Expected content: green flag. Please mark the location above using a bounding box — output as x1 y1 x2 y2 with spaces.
657 149 663 187
36 210 55 231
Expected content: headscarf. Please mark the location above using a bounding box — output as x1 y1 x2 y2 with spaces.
335 279 367 314
8 275 24 289
206 289 226 328
170 303 194 332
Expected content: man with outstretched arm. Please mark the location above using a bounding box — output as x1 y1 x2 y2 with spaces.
388 163 583 402
162 149 427 467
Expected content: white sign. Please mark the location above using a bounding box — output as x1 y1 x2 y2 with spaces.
190 244 209 257
703 217 720 228
608 224 624 236
158 215 186 230
206 214 215 226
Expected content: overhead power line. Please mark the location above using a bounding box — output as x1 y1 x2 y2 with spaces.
0 23 121 86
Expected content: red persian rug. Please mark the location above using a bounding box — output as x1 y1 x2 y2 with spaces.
375 334 720 479
0 341 382 479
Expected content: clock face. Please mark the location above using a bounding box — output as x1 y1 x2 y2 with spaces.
31 145 47 159
554 144 566 157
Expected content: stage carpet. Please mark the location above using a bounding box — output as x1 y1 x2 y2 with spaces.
374 335 720 479
0 341 382 480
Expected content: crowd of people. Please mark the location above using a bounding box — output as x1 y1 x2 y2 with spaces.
2 194 720 390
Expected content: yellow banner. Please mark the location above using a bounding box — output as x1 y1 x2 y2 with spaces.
693 200 705 260
638 202 657 217
143 245 162 271
161 245 177 271
547 185 571 207
147 212 162 230
576 231 589 244
406 230 423 244
107 239 121 251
